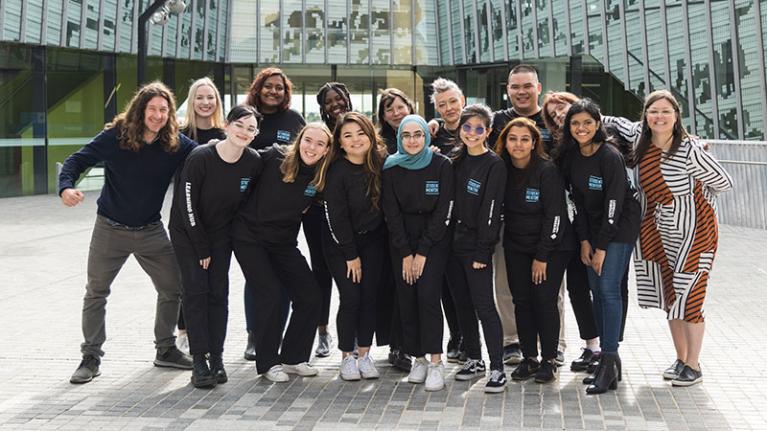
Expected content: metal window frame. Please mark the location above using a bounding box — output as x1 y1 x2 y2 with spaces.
618 0 628 89
727 0 744 140
97 0 106 51
563 0 572 56
202 0 210 60
531 0 539 58
114 0 122 52
301 0 307 63
459 0 467 62
581 0 588 55
175 1 183 59
389 0 393 66
500 0 508 62
41 0 49 44
680 0 697 133
59 0 68 46
484 0 493 63
599 0 607 68
703 0 719 137
131 0 138 53
515 0 522 58
753 0 767 139
546 0 554 57
79 0 88 48
278 0 283 63
637 0 650 94
658 0 671 86
19 0 27 43
225 0 233 61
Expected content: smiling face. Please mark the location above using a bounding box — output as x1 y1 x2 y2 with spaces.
507 72 542 115
259 75 286 112
546 100 571 129
339 121 372 163
299 127 330 166
323 89 348 120
434 89 465 127
400 122 426 156
569 111 599 146
383 96 412 129
224 114 259 148
144 96 170 137
192 84 217 120
459 116 491 152
505 125 535 165
646 98 678 136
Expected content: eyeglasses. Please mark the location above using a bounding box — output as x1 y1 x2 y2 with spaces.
647 109 676 117
461 123 486 135
401 132 425 141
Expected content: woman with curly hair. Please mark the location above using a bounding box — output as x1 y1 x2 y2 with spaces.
245 67 306 150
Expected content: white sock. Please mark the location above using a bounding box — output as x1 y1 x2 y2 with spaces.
586 338 601 352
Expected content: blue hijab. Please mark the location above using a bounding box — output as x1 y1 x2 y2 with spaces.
383 114 433 170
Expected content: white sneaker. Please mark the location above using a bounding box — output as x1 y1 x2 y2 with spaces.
425 362 445 391
408 357 429 383
264 364 289 382
358 354 380 379
282 362 319 377
340 356 361 381
176 332 189 354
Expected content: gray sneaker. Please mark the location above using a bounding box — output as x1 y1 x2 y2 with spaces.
663 359 685 380
70 355 101 384
315 333 333 358
425 362 445 391
340 355 361 381
358 354 380 379
408 357 429 383
154 346 193 369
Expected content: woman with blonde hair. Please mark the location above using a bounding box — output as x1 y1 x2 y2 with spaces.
180 77 226 145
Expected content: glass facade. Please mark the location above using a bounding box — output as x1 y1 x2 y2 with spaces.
1 0 765 198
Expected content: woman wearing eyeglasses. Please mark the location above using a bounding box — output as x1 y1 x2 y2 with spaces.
381 115 454 391
446 104 508 393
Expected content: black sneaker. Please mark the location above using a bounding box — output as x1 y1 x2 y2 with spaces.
455 359 486 381
154 346 193 369
571 349 598 372
191 354 217 389
394 351 413 372
484 369 507 393
511 358 540 381
244 330 256 361
388 349 399 365
662 359 685 380
209 353 228 384
502 343 523 365
671 365 703 387
446 335 462 363
535 360 558 384
554 350 565 367
70 355 101 384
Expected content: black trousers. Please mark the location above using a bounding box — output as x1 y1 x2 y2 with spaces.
323 228 386 352
566 255 630 342
177 306 186 331
302 204 333 327
391 237 450 357
505 249 572 361
442 277 461 338
173 240 232 356
233 241 321 374
446 253 504 371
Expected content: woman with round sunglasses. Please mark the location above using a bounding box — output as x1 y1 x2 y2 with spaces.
446 104 508 393
382 115 454 391
169 105 262 388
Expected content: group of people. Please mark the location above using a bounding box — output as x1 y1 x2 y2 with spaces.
59 64 732 395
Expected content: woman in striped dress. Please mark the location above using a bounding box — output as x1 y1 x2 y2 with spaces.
629 90 733 387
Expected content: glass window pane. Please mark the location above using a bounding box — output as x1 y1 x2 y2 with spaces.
3 0 23 41
65 0 82 48
416 0 438 65
25 0 44 44
328 0 348 63
82 2 99 49
569 0 584 55
371 0 390 64
491 2 505 61
437 1 451 63
711 1 738 138
206 0 219 60
451 1 464 63
537 0 552 57
393 0 412 64
260 1 279 62
101 0 117 51
228 0 256 62
119 0 134 52
521 0 534 57
552 0 568 56
463 1 476 63
586 0 603 62
47 0 64 45
217 0 228 61
665 1 693 131
605 1 624 79
506 0 519 60
477 0 490 63
688 1 715 137
306 4 325 63
624 3 644 96
283 0 303 63
738 0 764 139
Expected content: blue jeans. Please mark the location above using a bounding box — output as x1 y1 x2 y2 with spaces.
586 242 633 353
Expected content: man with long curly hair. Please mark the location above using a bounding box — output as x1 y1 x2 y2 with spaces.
59 81 198 384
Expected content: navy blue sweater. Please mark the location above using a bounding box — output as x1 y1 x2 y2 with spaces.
58 127 197 227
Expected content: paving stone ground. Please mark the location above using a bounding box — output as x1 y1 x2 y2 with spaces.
1 191 766 430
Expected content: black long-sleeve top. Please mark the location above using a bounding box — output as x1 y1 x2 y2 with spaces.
562 142 641 250
58 127 197 227
231 145 320 246
382 154 454 259
380 126 397 155
503 158 575 261
180 126 225 145
250 109 306 150
431 119 460 156
169 143 263 258
452 150 507 264
490 108 554 154
323 157 384 260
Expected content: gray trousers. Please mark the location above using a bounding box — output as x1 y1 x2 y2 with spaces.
80 215 181 357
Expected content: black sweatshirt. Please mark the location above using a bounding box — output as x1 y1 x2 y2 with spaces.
58 127 197 227
432 119 460 156
490 108 553 154
323 157 384 260
452 150 507 264
380 126 397 155
382 154 454 259
180 126 226 145
503 158 575 261
250 109 306 150
562 142 640 250
169 143 263 259
231 145 320 246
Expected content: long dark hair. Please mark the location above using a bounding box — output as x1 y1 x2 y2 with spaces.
316 82 353 131
632 89 689 167
107 81 179 153
451 103 493 163
494 117 550 171
555 98 607 162
245 67 294 112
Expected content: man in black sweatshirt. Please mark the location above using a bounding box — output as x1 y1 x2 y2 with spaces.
59 82 197 384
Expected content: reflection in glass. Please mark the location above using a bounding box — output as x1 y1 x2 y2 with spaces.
328 0 348 63
283 0 303 63
305 5 325 63
371 0 391 64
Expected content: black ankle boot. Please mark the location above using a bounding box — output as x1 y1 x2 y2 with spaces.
586 352 619 394
209 353 228 384
583 356 601 385
244 331 256 361
191 354 217 389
